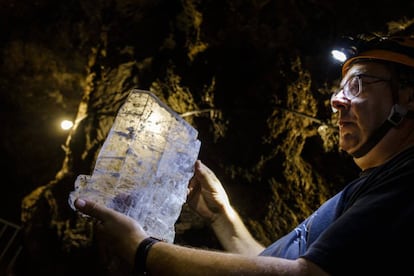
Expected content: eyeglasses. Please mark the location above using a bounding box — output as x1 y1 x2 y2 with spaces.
331 74 391 113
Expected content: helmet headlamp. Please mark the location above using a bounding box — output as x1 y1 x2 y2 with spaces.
331 34 414 76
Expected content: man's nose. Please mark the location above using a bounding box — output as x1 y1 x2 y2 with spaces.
330 91 350 113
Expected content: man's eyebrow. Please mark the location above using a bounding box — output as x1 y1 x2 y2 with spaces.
340 70 369 86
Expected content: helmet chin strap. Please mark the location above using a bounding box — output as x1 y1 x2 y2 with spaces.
351 104 414 158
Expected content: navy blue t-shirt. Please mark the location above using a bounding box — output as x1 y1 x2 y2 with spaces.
259 146 414 275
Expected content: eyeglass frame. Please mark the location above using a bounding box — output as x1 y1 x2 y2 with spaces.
331 73 391 113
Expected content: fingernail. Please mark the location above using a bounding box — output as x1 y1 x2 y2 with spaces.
75 198 86 208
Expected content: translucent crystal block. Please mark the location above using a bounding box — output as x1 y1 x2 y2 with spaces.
68 89 201 243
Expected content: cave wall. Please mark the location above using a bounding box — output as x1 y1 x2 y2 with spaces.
1 0 414 275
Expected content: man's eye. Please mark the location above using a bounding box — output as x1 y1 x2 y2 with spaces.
348 78 359 94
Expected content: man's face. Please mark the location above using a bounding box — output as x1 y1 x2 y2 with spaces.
331 62 394 155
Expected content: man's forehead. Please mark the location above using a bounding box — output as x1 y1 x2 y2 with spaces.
342 61 389 81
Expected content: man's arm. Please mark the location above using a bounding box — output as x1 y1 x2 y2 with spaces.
210 203 265 255
187 160 264 255
74 198 328 276
148 241 326 276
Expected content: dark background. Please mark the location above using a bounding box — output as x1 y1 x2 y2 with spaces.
0 0 413 275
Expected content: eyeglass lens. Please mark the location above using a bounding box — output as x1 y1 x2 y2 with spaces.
330 75 360 113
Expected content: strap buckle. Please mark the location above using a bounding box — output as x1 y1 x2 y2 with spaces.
387 104 407 126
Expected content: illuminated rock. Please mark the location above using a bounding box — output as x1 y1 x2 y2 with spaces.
68 89 201 242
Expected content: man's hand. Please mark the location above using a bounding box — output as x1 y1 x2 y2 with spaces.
74 198 148 267
187 160 231 223
187 160 265 255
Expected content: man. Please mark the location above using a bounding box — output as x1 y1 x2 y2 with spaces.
74 35 414 275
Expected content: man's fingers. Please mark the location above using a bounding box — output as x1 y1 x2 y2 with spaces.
74 198 111 221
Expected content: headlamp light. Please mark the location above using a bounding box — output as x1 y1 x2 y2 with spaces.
331 35 360 63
